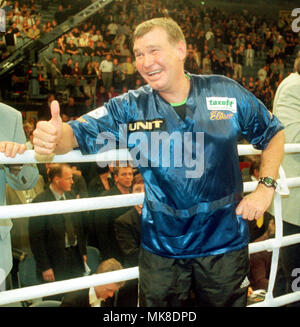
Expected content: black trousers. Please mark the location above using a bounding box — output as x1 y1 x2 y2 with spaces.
139 246 249 307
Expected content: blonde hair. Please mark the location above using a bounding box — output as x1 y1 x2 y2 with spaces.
96 258 125 287
133 17 186 47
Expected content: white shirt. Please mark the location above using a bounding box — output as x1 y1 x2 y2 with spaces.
89 287 103 307
100 60 113 73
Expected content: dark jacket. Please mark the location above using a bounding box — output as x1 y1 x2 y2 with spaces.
88 185 132 262
29 187 87 280
114 207 140 268
60 288 114 307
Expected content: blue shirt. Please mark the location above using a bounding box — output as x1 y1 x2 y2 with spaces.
69 74 284 258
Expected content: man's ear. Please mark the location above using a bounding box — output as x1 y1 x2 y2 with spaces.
176 40 187 61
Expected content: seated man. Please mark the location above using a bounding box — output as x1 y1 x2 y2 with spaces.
60 258 125 307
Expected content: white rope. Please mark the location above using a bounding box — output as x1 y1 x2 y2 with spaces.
0 145 299 307
0 193 144 219
0 178 299 220
0 144 300 164
0 267 139 306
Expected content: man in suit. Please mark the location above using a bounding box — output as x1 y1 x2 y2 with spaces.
5 174 44 288
6 175 45 256
60 258 124 307
0 103 39 291
88 165 134 262
29 164 87 291
272 57 300 306
114 175 144 307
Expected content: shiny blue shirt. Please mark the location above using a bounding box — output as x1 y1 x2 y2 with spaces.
69 74 284 258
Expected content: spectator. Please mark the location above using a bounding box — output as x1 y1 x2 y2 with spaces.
61 58 73 78
29 164 87 299
87 165 134 261
121 56 136 90
100 54 114 91
257 65 268 85
54 5 66 25
0 104 39 291
25 23 40 39
60 258 125 307
114 176 144 307
245 44 254 67
65 39 79 57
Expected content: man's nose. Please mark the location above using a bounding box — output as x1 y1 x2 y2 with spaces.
143 53 154 68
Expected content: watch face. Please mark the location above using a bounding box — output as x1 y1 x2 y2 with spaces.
265 177 273 186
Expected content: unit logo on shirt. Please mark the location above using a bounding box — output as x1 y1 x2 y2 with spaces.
127 119 165 132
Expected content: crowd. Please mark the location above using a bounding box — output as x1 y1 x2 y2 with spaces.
0 0 299 118
0 0 299 307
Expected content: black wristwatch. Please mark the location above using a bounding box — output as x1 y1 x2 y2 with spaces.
258 176 278 189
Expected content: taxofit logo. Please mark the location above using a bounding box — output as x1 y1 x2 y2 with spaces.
206 97 237 113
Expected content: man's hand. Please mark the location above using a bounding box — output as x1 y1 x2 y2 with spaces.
235 184 275 221
0 141 26 158
33 100 62 155
42 268 55 282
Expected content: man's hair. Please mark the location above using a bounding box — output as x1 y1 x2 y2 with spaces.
48 164 70 182
112 164 132 177
96 258 125 287
294 57 300 74
133 17 186 47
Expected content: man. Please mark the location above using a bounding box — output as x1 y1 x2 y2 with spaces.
0 104 39 291
114 175 144 307
114 174 143 268
245 44 255 68
99 54 113 91
60 258 124 307
29 164 87 290
272 57 300 306
33 18 284 307
87 165 134 261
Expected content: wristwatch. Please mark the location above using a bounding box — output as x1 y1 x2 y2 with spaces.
258 176 278 189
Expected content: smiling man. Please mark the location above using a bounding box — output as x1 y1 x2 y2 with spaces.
33 17 284 307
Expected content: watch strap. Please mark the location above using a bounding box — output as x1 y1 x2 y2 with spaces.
258 176 278 189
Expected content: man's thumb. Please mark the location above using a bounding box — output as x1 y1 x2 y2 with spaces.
50 100 61 125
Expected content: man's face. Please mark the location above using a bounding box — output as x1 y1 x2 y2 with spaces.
114 167 133 189
56 166 73 192
133 27 186 96
95 283 119 300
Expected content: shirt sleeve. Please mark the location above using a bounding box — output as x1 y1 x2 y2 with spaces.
68 96 130 155
4 110 39 190
234 82 284 150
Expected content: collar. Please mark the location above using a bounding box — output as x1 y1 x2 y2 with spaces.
89 287 103 307
49 184 66 201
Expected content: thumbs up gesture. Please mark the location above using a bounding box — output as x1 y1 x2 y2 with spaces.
33 100 62 155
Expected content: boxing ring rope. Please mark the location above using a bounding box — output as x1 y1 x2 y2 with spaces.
0 144 300 307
